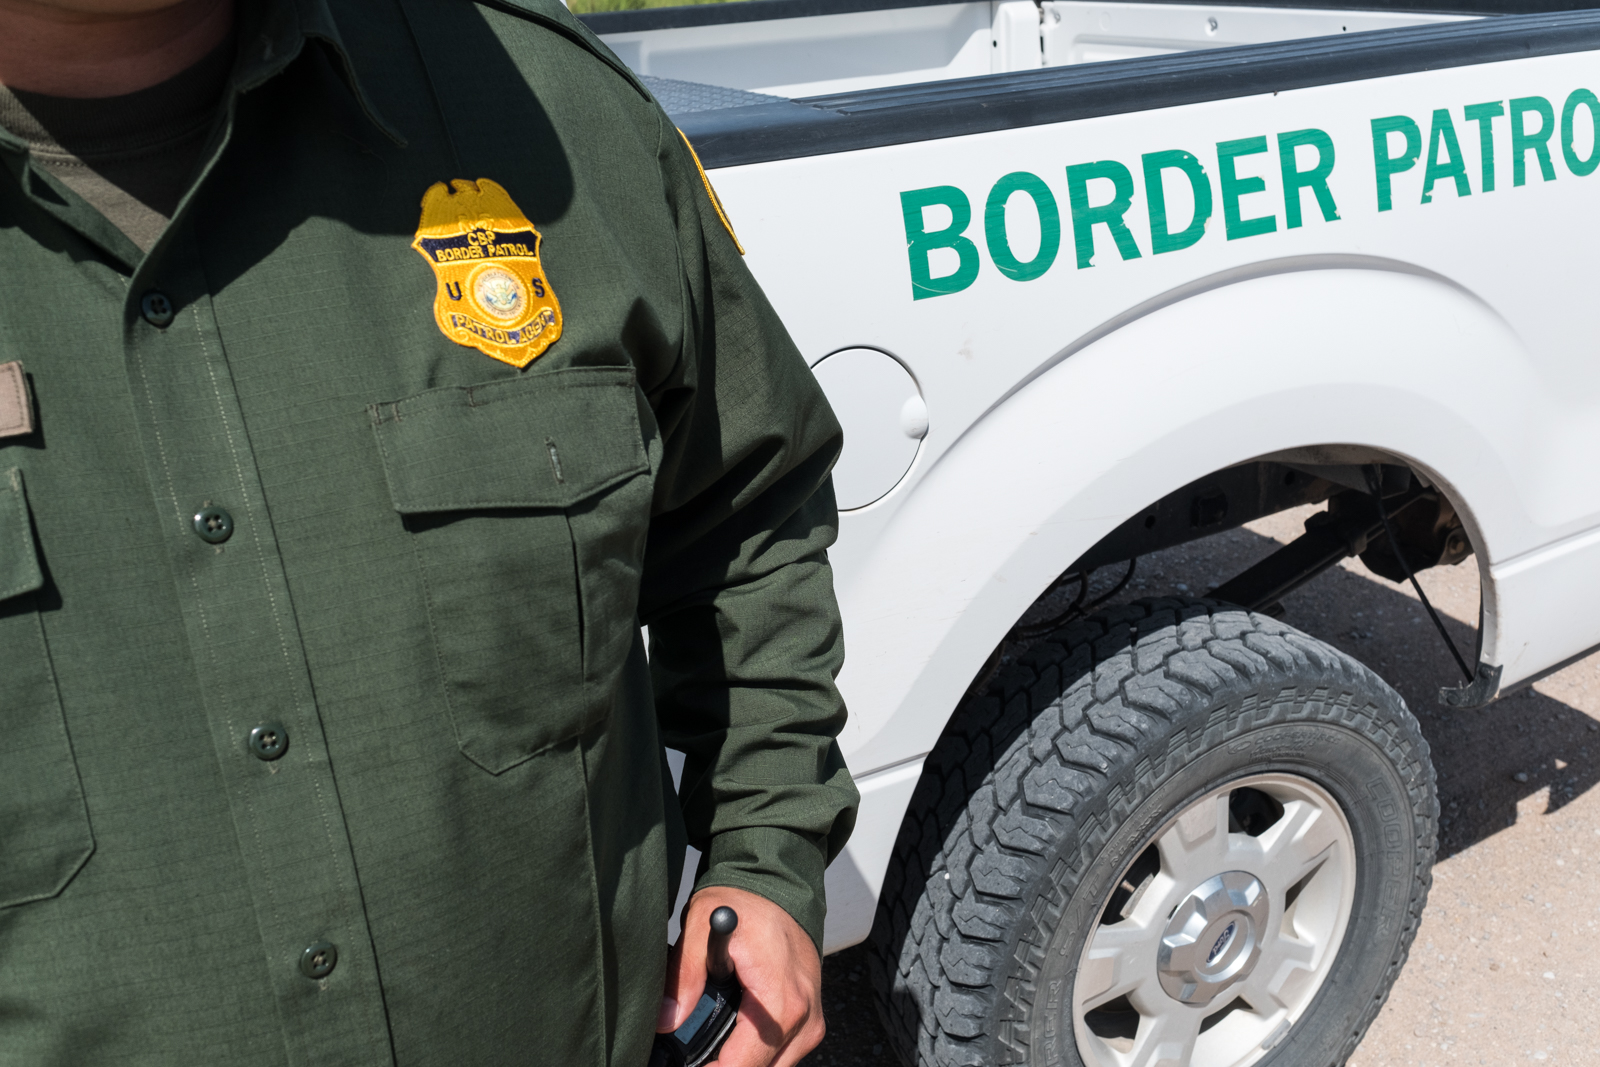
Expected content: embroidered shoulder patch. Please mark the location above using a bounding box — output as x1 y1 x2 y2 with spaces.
412 179 563 369
679 130 745 255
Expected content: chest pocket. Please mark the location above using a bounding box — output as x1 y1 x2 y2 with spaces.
373 367 653 774
0 467 94 907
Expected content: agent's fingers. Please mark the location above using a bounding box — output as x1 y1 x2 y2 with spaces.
707 984 794 1067
711 982 823 1067
769 1010 826 1067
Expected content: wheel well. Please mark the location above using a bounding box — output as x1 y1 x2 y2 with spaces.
964 448 1483 698
1074 450 1470 581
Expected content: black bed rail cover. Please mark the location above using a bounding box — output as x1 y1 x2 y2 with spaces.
670 8 1600 167
578 0 1593 35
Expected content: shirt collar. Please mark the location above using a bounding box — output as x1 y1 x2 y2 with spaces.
232 0 407 144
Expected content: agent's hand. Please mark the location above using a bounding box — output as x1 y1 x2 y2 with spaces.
659 886 825 1067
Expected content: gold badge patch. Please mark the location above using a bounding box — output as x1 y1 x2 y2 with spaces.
412 179 563 369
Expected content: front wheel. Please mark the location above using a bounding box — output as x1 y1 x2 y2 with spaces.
867 599 1436 1067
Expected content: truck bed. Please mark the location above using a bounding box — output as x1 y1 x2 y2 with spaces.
584 0 1471 102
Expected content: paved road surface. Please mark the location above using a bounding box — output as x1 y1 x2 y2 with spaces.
803 504 1600 1067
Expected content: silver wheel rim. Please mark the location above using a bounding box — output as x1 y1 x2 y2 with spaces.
1071 773 1357 1067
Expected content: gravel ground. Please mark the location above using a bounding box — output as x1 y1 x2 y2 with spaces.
802 503 1600 1067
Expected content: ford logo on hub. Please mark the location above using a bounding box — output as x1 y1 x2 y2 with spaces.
1208 921 1237 965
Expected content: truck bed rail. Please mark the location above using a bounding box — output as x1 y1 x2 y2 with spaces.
675 8 1600 165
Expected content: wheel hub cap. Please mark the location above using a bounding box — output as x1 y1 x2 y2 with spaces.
1157 870 1269 1005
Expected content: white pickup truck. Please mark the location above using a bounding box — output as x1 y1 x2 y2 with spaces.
582 2 1599 1064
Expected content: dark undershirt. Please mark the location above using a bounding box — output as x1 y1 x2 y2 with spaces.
0 38 234 252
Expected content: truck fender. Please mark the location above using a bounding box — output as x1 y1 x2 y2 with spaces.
823 261 1553 951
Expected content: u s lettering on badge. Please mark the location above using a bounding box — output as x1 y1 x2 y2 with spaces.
411 178 563 369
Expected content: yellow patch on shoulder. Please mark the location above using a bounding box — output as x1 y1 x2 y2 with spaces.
412 178 563 369
679 130 745 255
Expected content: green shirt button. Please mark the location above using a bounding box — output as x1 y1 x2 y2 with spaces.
247 723 288 761
193 505 233 544
140 291 175 328
300 942 337 980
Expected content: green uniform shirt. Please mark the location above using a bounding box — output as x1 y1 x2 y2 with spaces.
0 1 857 1064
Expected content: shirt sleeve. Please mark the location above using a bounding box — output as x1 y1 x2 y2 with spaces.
636 116 858 952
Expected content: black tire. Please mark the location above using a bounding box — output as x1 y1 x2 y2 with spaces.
866 598 1436 1067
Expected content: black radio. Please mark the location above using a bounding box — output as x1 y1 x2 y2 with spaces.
650 907 742 1067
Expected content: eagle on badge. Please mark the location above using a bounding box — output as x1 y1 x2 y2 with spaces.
412 178 563 369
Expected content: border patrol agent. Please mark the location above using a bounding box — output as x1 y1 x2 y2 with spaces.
0 0 857 1063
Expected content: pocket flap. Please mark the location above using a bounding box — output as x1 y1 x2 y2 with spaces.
0 467 42 601
372 367 647 514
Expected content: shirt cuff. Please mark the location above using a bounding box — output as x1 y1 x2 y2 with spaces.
695 825 830 953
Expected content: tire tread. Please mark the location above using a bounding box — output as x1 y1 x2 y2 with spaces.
865 599 1436 1067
